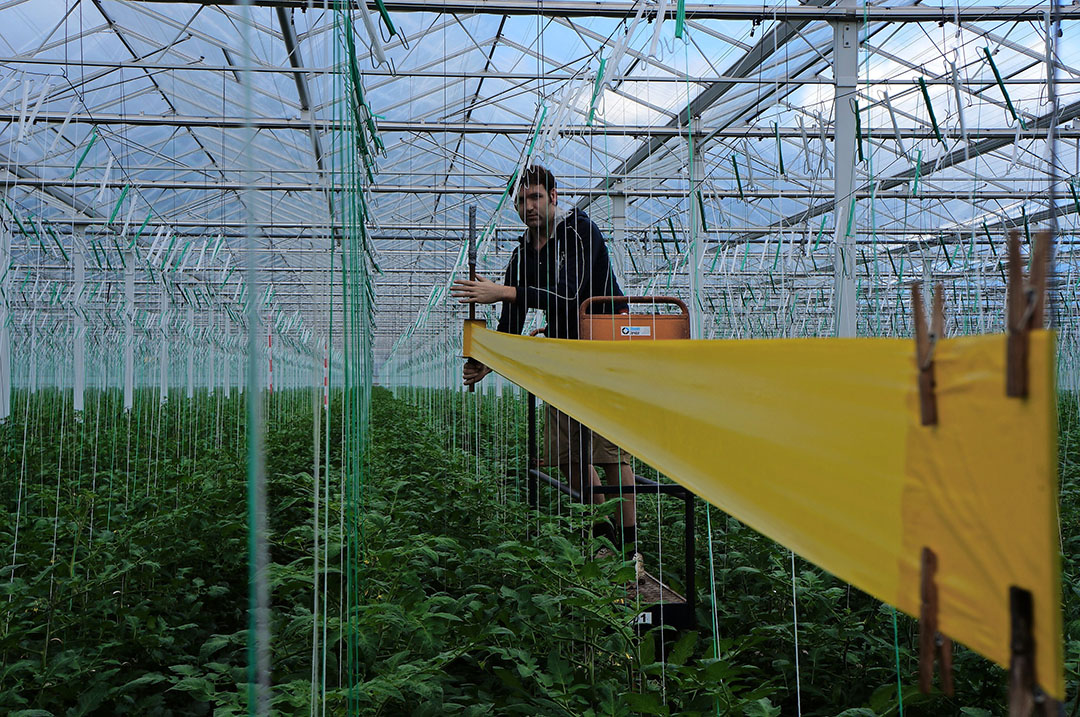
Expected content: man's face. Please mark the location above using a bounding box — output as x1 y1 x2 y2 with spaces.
515 183 557 231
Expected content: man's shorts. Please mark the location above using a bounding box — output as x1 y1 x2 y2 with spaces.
543 404 591 467
592 431 632 465
543 404 633 467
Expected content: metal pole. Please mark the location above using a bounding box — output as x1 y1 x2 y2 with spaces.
611 191 628 284
468 204 477 393
527 392 538 511
0 228 9 422
187 304 195 400
832 10 859 338
124 246 135 411
29 313 37 395
684 490 696 624
224 313 231 399
208 308 216 396
688 116 706 339
73 244 85 413
160 286 168 403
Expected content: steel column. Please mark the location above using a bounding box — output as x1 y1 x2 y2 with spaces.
73 244 85 412
832 14 859 338
187 304 195 399
0 229 9 422
160 287 168 403
689 117 706 339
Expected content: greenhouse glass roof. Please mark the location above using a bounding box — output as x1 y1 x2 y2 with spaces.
1 0 1078 368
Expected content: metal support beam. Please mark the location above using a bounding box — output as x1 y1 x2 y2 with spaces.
208 308 216 395
133 0 1080 23
29 313 37 395
577 0 833 213
731 97 1080 248
224 313 231 399
160 287 168 403
688 117 705 339
276 8 327 179
8 175 1057 200
73 245 85 412
0 229 9 422
9 113 1080 136
187 304 195 400
610 192 628 283
124 246 135 410
832 14 858 338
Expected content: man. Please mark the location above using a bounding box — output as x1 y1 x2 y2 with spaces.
451 165 637 557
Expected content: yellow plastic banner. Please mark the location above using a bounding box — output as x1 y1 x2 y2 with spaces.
463 321 1063 699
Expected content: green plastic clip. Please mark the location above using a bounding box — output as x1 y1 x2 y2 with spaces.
938 235 952 268
70 127 98 180
982 47 1027 130
982 220 997 256
528 105 548 155
108 183 130 226
916 77 946 146
853 99 865 162
588 60 606 127
912 149 922 196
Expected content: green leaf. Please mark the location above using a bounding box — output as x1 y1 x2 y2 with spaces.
120 672 169 690
667 631 697 667
742 698 781 717
198 634 233 660
623 691 670 715
169 676 216 702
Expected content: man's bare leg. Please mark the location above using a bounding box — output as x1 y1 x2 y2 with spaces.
595 462 636 555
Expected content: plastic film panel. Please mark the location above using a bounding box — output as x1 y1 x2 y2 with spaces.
462 321 1062 699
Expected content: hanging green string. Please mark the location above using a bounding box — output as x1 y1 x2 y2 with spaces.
674 0 686 38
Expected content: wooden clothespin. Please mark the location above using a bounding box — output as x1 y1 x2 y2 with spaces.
911 282 945 426
1007 586 1063 716
1006 230 1051 398
918 547 954 696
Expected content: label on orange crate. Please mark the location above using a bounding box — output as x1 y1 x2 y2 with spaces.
620 325 651 337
